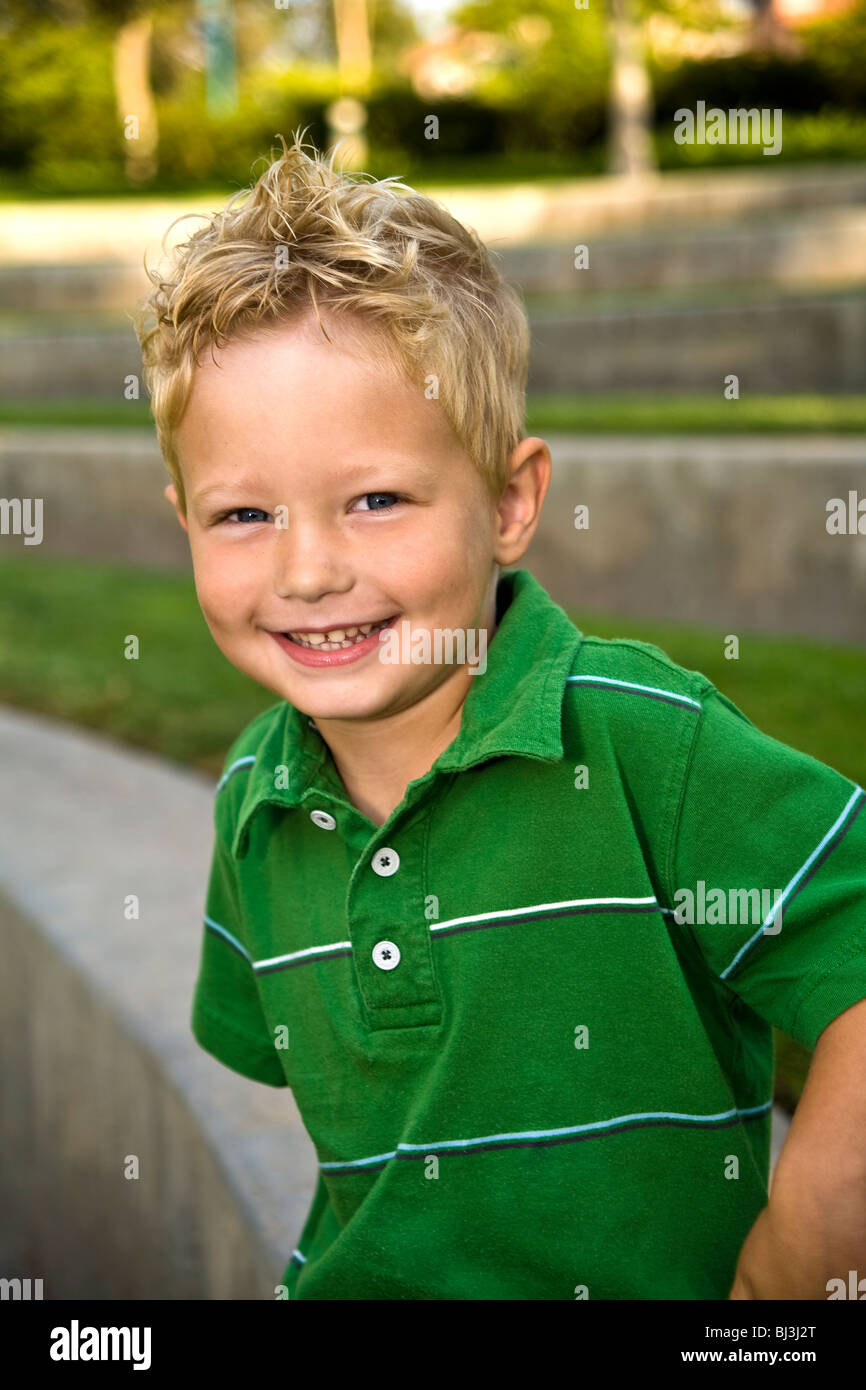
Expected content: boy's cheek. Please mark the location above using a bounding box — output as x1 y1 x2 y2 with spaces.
191 568 247 632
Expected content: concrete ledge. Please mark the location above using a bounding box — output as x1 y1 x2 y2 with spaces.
0 331 143 401
2 205 865 313
0 706 317 1299
507 208 866 294
2 290 864 399
525 433 866 643
528 292 866 394
0 427 189 568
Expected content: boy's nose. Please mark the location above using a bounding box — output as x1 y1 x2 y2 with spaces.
270 519 352 600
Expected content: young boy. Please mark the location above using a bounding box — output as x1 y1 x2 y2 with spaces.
134 134 866 1301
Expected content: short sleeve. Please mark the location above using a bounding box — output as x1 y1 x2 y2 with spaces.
191 803 288 1088
669 685 866 1051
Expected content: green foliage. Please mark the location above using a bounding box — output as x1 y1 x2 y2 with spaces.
651 52 834 122
0 17 123 190
773 1030 813 1112
656 109 866 168
525 393 866 434
454 0 611 150
798 0 866 108
0 1 865 191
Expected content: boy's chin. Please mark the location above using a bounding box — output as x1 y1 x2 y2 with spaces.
276 673 432 722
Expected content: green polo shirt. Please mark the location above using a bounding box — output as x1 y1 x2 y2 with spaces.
191 567 866 1300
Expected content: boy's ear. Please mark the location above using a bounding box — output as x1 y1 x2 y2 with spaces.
164 483 189 533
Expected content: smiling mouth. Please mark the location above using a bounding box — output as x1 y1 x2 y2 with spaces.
283 616 397 651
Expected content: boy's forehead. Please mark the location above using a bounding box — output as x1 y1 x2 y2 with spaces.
194 309 399 388
181 314 426 449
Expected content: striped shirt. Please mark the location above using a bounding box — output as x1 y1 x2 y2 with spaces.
191 567 866 1299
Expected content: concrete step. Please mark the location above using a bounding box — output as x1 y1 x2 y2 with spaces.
0 205 863 314
506 207 866 295
522 431 866 644
527 290 866 395
1 287 863 398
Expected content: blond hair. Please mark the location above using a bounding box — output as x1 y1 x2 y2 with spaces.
133 131 531 515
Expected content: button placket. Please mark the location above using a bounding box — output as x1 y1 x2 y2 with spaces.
345 825 442 1026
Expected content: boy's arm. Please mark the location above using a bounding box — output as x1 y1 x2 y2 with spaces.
729 994 866 1300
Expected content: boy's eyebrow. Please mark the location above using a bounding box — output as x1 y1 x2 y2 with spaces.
192 478 274 507
192 479 265 506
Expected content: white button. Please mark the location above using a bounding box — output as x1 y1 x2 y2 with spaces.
310 810 336 830
372 940 401 970
371 847 400 877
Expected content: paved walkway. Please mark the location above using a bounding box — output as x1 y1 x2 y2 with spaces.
2 162 865 265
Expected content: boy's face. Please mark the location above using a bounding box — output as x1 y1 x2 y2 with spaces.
169 312 525 725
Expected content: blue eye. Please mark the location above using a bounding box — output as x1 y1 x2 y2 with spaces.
358 493 400 512
226 508 269 523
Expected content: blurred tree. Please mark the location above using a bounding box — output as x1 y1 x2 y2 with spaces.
454 0 610 153
371 0 421 63
456 0 648 172
327 0 374 168
744 0 803 55
1 0 173 181
105 0 160 179
195 0 238 117
607 0 657 175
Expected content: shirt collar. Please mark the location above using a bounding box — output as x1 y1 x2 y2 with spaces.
229 568 583 858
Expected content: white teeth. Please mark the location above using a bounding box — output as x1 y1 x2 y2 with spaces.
285 616 393 650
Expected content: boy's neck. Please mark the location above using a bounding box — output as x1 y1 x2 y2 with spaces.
316 603 501 828
318 664 481 828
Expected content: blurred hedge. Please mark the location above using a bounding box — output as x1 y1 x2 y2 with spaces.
1 1 865 195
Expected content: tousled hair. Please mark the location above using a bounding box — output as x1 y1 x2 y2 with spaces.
133 130 531 515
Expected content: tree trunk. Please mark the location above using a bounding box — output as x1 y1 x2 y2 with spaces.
114 14 158 183
328 0 374 169
606 0 656 177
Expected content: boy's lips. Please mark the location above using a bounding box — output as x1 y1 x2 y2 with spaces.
268 614 400 668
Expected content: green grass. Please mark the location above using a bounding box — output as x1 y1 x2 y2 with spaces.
2 393 866 433
0 400 154 428
0 555 267 778
526 393 866 433
4 552 853 1109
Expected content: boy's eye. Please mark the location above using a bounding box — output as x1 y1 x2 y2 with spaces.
354 492 402 512
216 495 404 524
223 508 269 524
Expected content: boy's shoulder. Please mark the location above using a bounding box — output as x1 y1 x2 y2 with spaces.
569 629 717 708
561 628 762 766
